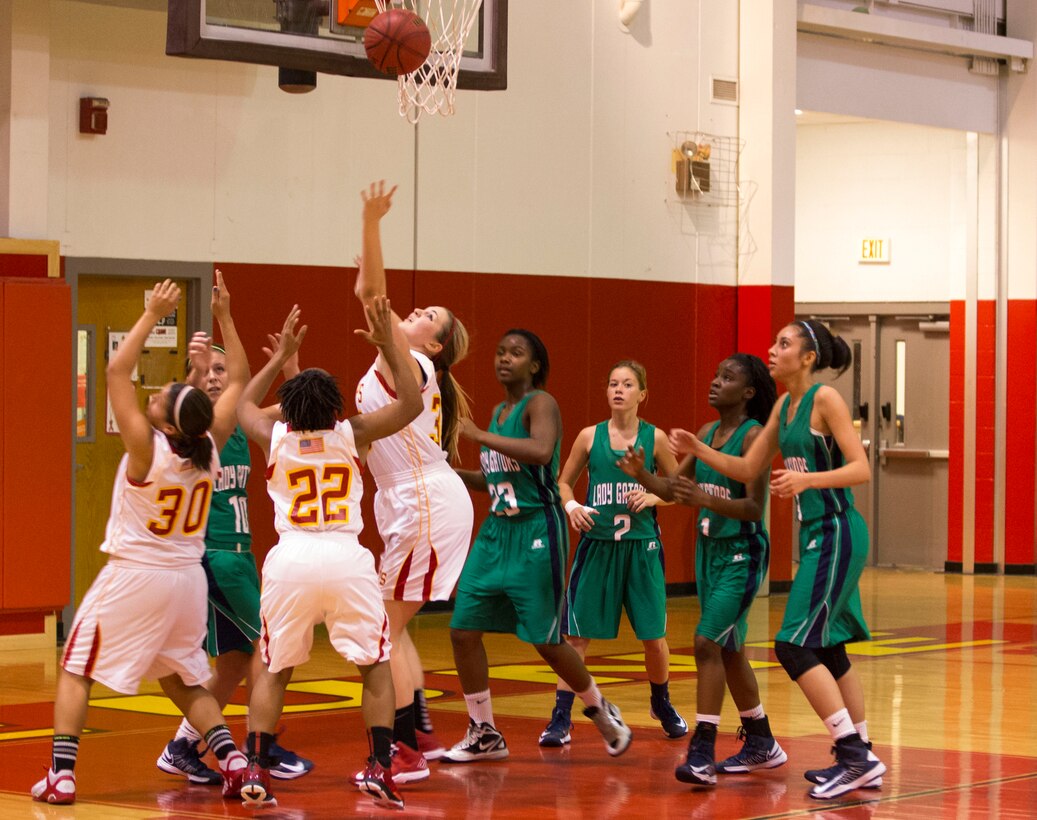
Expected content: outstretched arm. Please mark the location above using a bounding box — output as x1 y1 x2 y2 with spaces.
348 296 422 451
672 426 770 520
672 401 782 484
208 269 249 451
109 280 181 481
238 306 307 461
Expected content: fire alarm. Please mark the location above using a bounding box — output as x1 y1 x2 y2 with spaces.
79 97 109 135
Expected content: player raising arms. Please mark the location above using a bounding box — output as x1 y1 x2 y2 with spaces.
621 353 784 787
235 296 420 811
353 181 474 778
444 329 632 763
539 360 687 748
669 322 885 800
32 279 249 805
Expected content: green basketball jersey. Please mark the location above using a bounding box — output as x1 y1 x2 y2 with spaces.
584 420 661 541
695 419 765 539
778 383 855 523
480 391 561 515
206 425 252 547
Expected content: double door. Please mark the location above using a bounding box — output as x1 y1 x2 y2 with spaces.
797 310 949 569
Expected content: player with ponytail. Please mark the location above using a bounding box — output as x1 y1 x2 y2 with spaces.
669 321 885 801
33 278 248 805
351 180 475 775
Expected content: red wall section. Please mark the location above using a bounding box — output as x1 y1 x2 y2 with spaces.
1 279 72 609
736 284 796 584
948 300 964 564
1005 300 1036 567
228 264 739 586
974 300 996 564
0 254 49 278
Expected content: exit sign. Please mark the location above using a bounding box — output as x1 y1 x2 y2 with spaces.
859 237 891 264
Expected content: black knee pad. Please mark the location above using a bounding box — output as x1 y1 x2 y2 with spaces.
774 640 821 681
815 644 851 680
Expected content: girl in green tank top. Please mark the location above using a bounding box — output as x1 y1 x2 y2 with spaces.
670 322 884 800
621 354 781 786
541 361 683 746
450 330 632 759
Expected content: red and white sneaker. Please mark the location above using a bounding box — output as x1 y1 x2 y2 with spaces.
356 757 405 810
240 760 277 808
220 751 248 801
416 728 447 761
391 743 430 784
31 768 76 804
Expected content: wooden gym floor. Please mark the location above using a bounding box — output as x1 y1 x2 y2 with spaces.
1 568 1034 818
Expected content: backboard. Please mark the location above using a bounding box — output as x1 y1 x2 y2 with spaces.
166 0 507 91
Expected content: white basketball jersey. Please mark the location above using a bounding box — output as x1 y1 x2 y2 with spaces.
100 430 218 569
266 420 365 537
355 350 447 486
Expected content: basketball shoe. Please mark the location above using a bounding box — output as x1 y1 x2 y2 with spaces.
649 695 688 739
240 760 276 808
390 742 430 783
583 699 632 757
808 737 886 800
219 751 249 801
356 758 405 810
805 741 883 789
538 706 573 747
716 726 788 773
268 740 314 780
31 769 76 804
675 722 718 786
416 727 447 761
157 737 222 785
441 720 509 762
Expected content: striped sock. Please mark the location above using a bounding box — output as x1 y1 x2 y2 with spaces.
52 735 80 773
204 724 241 770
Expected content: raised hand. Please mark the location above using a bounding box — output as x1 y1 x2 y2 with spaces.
616 445 646 478
146 279 180 319
625 488 657 513
187 331 214 376
668 428 698 457
262 332 300 379
355 295 394 349
273 305 307 362
361 180 398 222
211 268 231 321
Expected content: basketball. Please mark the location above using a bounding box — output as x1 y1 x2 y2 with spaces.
364 9 432 76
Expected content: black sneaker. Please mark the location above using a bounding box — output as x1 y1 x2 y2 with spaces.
808 738 886 799
538 706 573 747
268 740 314 780
675 722 717 786
716 726 788 773
156 738 221 785
649 696 688 739
441 720 509 763
805 742 883 789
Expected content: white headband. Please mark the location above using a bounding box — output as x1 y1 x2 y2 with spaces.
172 384 196 433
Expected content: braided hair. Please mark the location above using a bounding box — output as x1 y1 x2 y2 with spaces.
727 353 777 425
277 368 344 431
166 383 214 471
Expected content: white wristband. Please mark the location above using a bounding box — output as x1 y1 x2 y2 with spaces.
564 500 582 515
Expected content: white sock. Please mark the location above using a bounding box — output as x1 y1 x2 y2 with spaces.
219 749 247 773
464 690 494 727
695 713 721 727
739 704 765 720
823 708 855 740
174 718 202 743
575 679 603 711
855 720 870 743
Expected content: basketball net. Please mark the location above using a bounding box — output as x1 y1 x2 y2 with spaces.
375 0 484 123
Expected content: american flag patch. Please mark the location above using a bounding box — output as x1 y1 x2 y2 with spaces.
298 437 325 455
